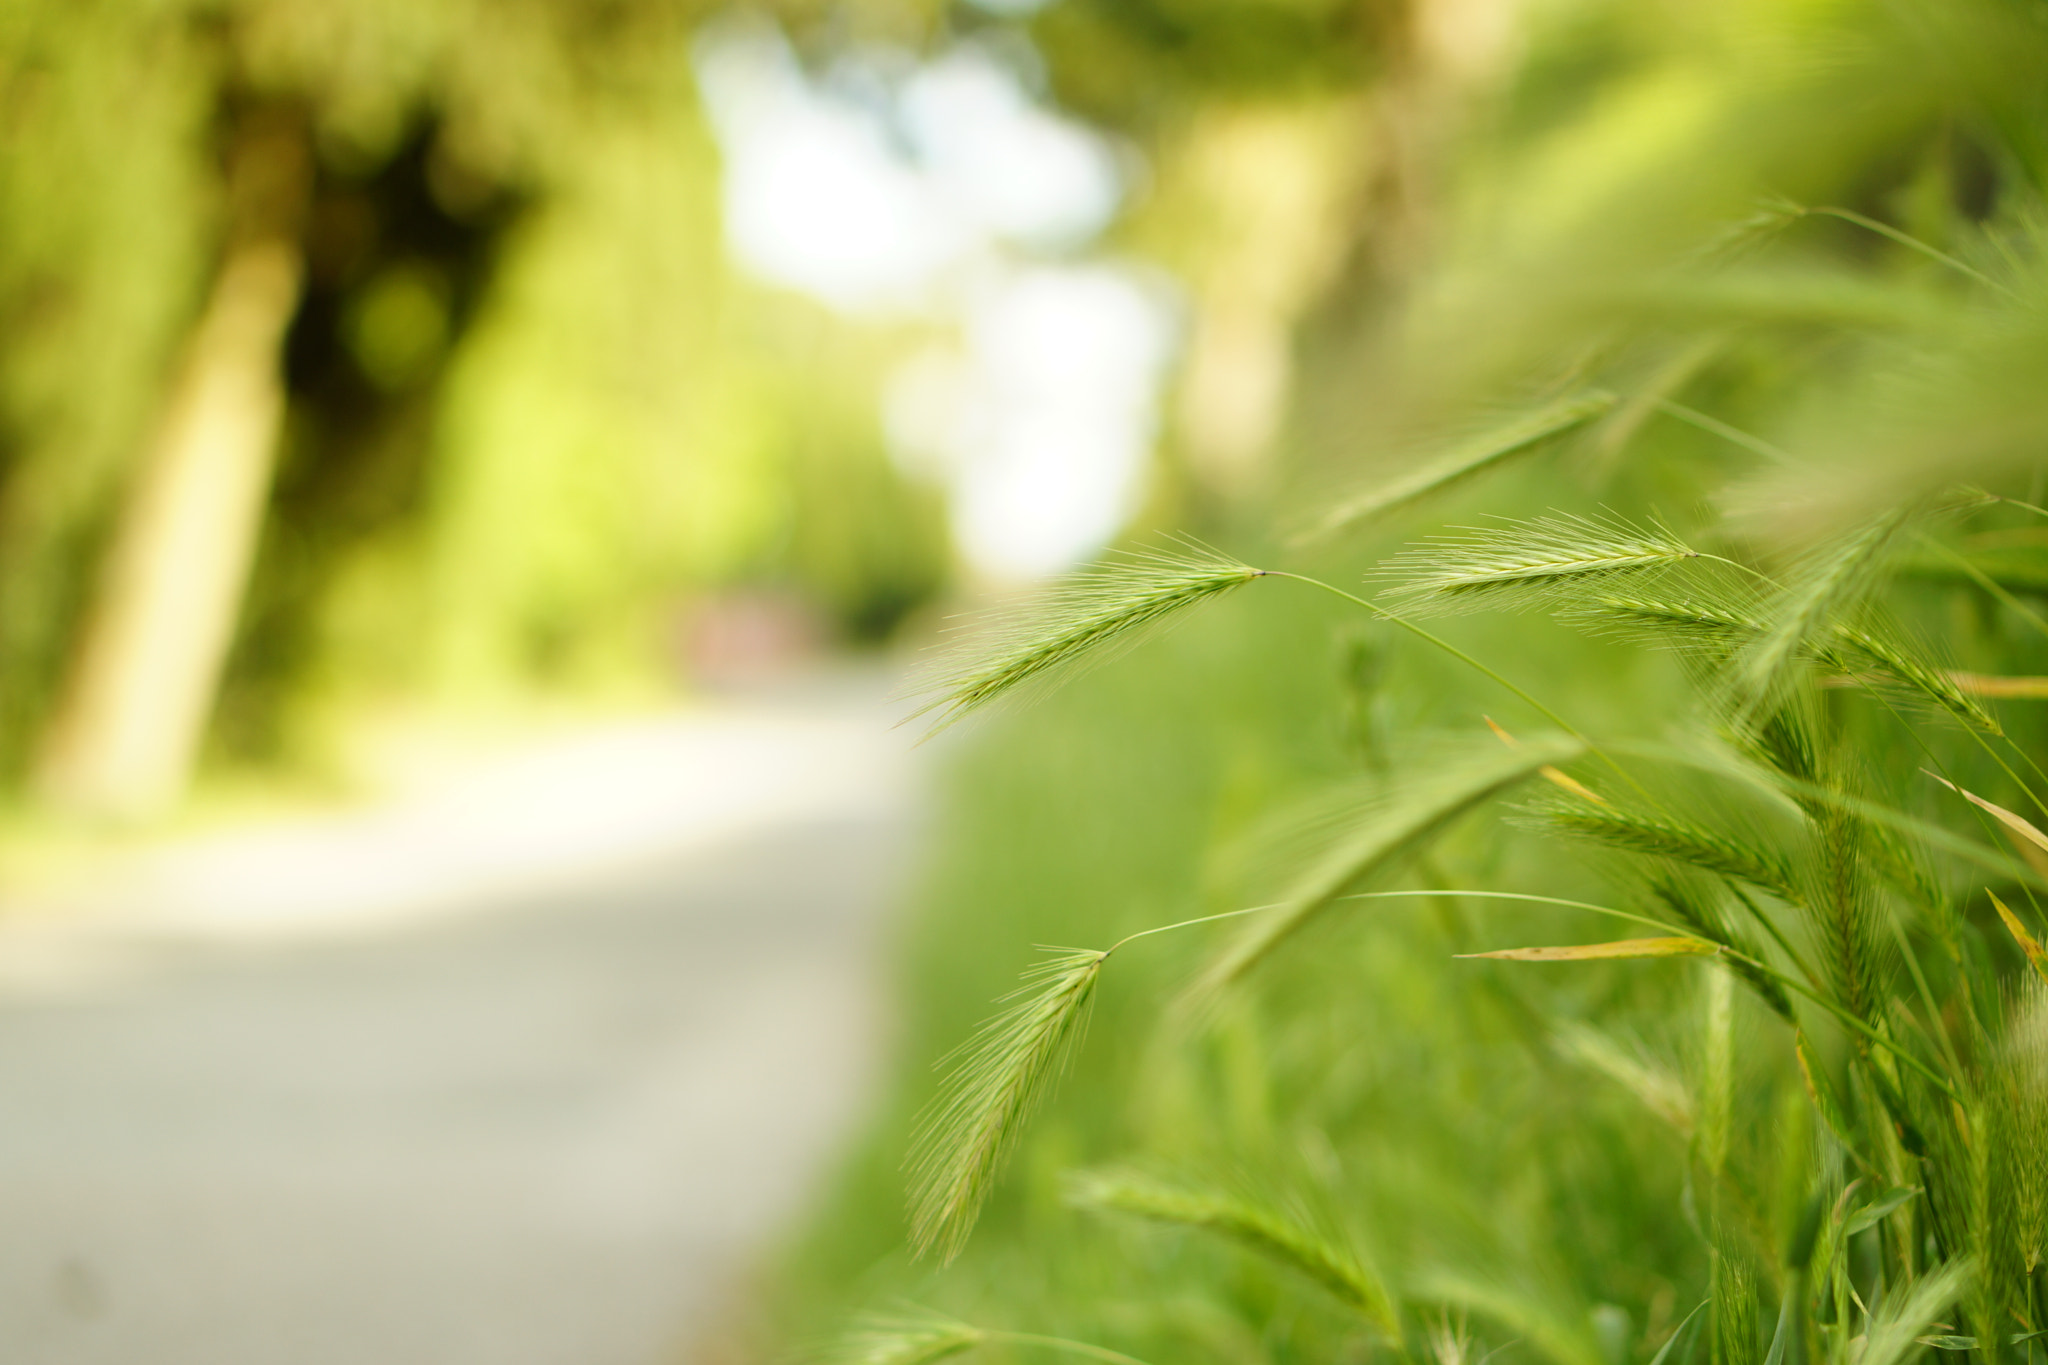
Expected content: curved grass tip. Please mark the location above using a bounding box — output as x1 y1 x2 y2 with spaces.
1298 389 1617 543
825 1310 985 1365
907 539 1263 735
1067 1167 1401 1336
906 948 1108 1262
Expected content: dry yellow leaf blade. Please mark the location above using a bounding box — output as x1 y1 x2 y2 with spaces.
1988 891 2048 982
1924 771 2048 853
1949 672 2048 699
1456 937 1718 962
1483 715 1605 805
1537 765 1607 805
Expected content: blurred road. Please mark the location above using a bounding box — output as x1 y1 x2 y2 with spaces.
0 677 920 1365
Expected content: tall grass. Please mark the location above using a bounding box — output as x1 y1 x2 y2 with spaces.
774 2 2048 1363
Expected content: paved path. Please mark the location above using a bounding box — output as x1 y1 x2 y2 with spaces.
0 686 920 1364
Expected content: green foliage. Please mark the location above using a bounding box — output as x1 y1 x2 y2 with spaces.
0 0 954 784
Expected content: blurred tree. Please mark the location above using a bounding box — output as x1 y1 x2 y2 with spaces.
40 95 311 816
0 0 950 816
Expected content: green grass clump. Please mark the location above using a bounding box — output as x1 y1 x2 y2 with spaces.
768 3 2048 1363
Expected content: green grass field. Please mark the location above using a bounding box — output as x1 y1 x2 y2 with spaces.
756 5 2048 1363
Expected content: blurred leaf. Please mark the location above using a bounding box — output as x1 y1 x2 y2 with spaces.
1844 1187 1919 1236
1458 937 1717 962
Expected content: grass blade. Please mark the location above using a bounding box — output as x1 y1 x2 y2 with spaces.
910 541 1262 733
907 949 1107 1262
1067 1168 1401 1336
1456 936 1718 961
1301 390 1617 541
1925 771 2048 854
1989 891 2048 982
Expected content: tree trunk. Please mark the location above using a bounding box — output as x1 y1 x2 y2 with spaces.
37 110 306 819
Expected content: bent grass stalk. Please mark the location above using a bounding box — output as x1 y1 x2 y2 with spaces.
1652 398 1796 463
1299 390 1619 542
905 899 1301 1261
832 1310 1155 1365
1066 1168 1402 1339
1800 205 2016 299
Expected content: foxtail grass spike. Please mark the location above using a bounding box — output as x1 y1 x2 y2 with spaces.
906 949 1106 1262
1376 514 1698 617
1527 802 1800 903
1556 594 1764 652
1645 877 1794 1021
910 540 1262 733
1858 1259 1973 1365
1805 806 1890 1028
1819 624 2001 735
1300 390 1617 541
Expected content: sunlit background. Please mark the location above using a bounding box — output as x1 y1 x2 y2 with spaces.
0 0 1360 829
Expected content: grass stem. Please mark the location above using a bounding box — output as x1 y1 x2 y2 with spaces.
1802 206 2017 299
1653 399 1795 463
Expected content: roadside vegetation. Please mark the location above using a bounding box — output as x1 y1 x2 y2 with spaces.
765 4 2048 1364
